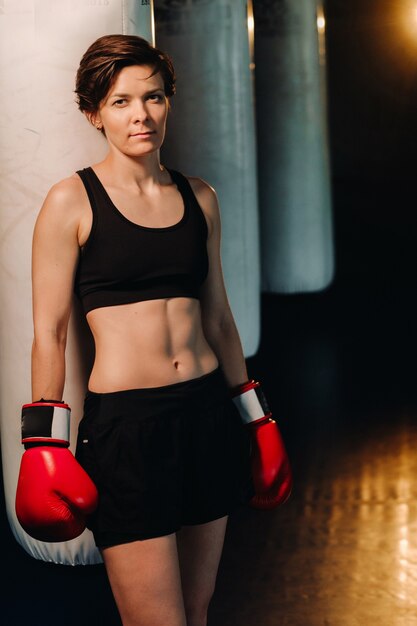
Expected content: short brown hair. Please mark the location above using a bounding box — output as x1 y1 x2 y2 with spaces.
75 34 176 115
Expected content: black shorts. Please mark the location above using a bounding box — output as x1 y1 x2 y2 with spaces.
75 367 255 548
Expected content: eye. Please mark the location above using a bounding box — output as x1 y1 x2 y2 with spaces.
113 98 127 106
147 94 164 102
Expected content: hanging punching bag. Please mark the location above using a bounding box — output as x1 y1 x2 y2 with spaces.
254 0 334 293
0 0 153 566
154 0 261 358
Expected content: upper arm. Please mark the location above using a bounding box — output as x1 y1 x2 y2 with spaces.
188 176 233 327
32 177 84 343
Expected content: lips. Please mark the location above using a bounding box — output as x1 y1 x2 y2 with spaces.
130 131 155 136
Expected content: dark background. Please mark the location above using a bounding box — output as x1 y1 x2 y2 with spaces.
2 2 417 624
327 0 417 289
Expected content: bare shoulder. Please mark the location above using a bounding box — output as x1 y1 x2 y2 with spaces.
37 173 88 229
42 174 86 210
186 175 218 209
186 175 220 234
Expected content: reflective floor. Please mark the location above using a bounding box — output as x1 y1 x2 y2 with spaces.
210 285 417 626
208 173 417 625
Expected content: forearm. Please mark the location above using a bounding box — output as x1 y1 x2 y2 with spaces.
31 337 66 401
203 314 248 388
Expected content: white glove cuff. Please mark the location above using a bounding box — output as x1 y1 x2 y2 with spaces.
21 402 71 445
232 381 271 425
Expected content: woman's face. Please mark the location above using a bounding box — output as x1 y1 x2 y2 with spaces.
93 64 169 157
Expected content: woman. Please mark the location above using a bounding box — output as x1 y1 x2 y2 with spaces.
16 34 291 626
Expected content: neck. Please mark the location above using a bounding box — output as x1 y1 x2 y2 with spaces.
95 150 166 188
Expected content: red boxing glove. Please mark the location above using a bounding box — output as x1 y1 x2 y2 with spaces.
232 380 293 509
15 401 98 542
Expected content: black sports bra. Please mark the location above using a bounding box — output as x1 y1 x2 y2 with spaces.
74 167 209 314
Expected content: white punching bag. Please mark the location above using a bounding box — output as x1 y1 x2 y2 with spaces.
0 0 153 566
254 0 334 293
154 0 261 358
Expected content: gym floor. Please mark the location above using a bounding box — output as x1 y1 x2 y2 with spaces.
1 176 416 625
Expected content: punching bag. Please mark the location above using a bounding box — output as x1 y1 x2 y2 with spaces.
254 0 334 293
0 0 153 566
154 0 261 358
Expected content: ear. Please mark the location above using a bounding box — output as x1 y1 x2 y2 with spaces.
85 111 103 131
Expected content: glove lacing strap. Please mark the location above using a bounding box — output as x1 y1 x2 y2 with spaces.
231 380 272 425
21 402 71 446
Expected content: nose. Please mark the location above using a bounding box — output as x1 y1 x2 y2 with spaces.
132 98 149 124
